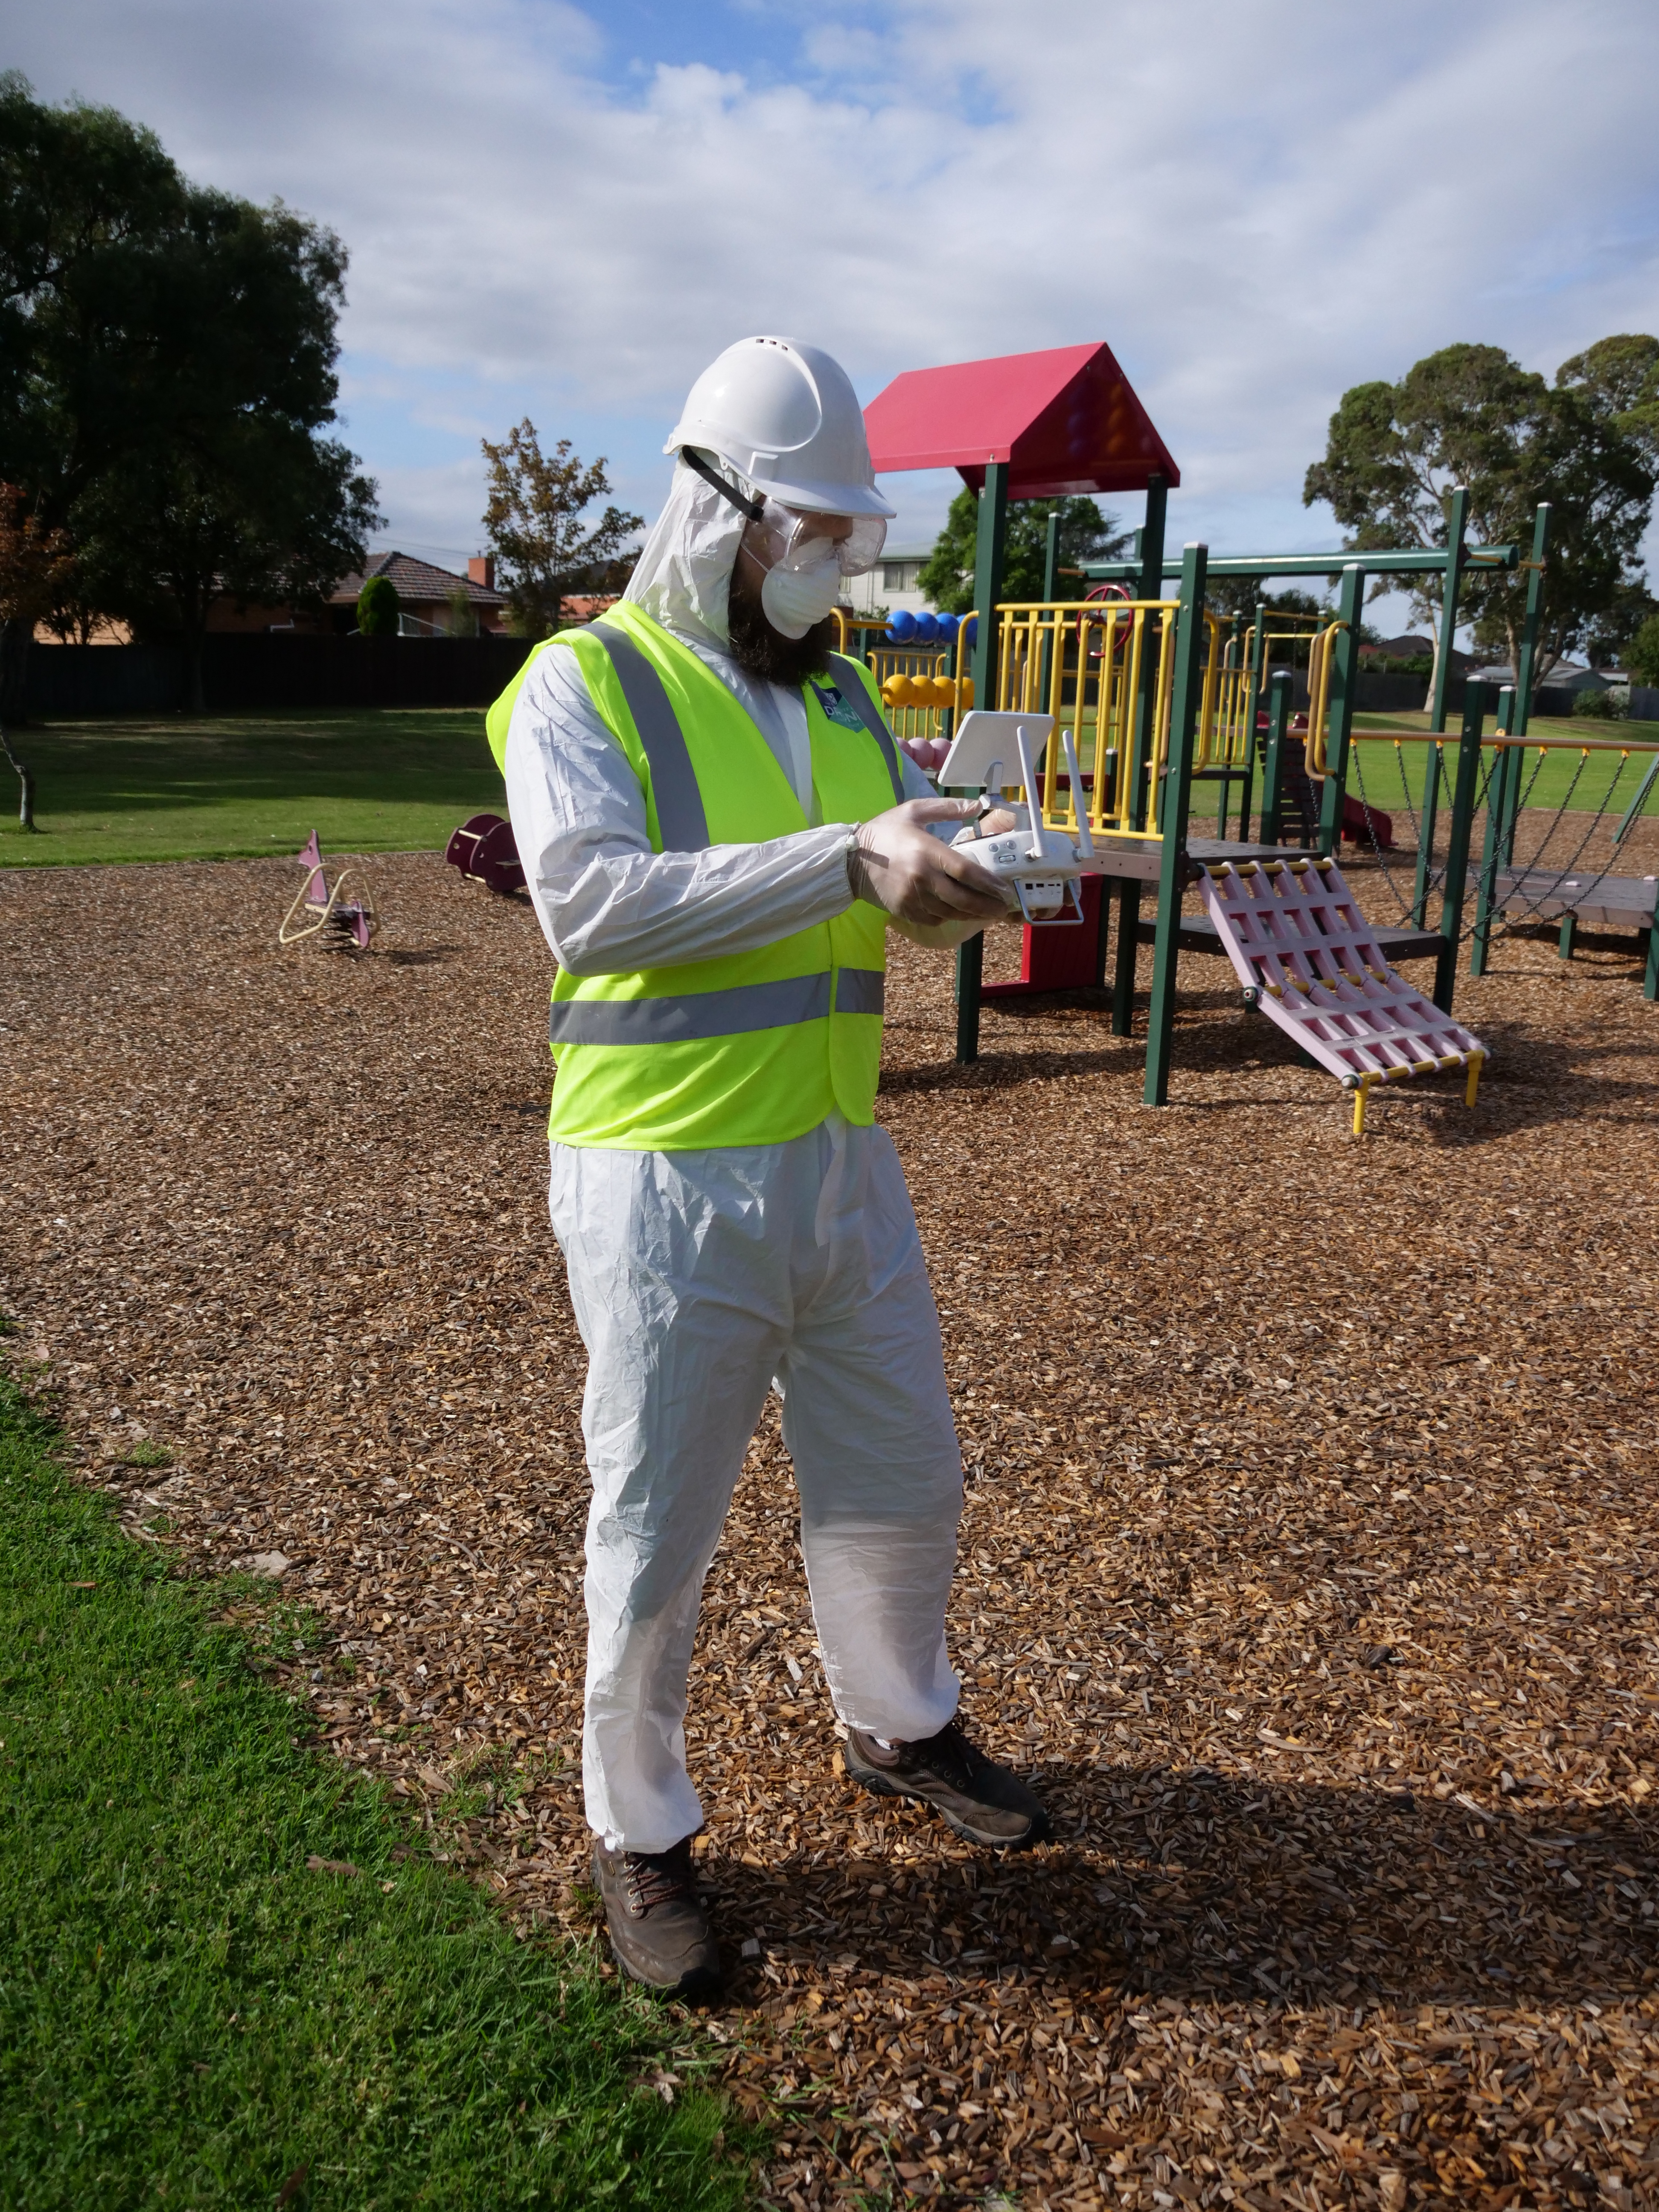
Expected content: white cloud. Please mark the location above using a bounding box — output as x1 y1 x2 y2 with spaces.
12 0 1659 614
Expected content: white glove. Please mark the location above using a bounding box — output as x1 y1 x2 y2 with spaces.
847 799 1016 928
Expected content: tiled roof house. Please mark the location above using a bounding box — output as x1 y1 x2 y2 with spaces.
329 552 509 634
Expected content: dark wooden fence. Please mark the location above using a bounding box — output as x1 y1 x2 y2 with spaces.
25 634 535 717
27 635 1652 729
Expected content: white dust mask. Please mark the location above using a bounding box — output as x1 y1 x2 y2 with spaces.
761 541 842 639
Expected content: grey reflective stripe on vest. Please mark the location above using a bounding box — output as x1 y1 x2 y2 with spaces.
550 971 835 1047
589 624 710 853
826 654 905 803
835 966 885 1016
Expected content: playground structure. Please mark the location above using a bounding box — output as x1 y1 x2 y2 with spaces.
277 830 376 950
445 811 526 897
856 347 1659 1113
1342 723 1659 996
1198 856 1484 1138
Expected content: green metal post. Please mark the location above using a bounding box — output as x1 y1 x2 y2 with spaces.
970 461 1009 714
1428 487 1470 734
1433 681 1487 1013
1412 745 1443 928
955 929 984 1062
1510 504 1550 739
1143 543 1208 1106
1110 881 1140 1035
1127 474 1168 830
954 464 1010 1064
1092 878 1111 989
1316 563 1366 855
1470 685 1516 976
1644 914 1659 1001
1259 671 1293 844
1557 914 1578 963
1498 738 1523 865
1109 477 1170 1040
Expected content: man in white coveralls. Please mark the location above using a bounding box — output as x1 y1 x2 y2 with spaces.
492 335 1049 1998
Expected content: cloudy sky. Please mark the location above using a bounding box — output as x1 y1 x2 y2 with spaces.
12 0 1659 630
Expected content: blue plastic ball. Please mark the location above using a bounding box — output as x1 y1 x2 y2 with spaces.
889 609 917 641
936 612 960 642
914 611 939 643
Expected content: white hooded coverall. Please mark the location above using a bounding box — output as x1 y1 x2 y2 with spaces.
504 462 964 1854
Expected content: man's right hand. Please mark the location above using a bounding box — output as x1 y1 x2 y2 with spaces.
848 799 1016 928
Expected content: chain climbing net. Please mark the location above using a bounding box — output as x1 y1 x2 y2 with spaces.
1349 731 1657 948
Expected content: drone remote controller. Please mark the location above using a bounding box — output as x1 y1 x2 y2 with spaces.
952 725 1095 925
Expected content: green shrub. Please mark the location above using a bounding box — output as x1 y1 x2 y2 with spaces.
1571 685 1627 719
1626 613 1659 690
356 574 400 636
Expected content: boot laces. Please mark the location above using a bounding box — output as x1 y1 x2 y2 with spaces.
908 1721 988 1792
623 1841 696 1914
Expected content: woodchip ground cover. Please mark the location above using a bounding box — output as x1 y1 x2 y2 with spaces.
3 830 1657 2210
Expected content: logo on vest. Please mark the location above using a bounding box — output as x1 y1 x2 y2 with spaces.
810 683 867 733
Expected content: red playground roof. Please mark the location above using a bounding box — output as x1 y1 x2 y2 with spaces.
863 341 1179 500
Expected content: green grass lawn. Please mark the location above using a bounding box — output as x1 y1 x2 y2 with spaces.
0 1362 754 2210
1348 711 1659 823
0 710 508 868
6 704 1652 876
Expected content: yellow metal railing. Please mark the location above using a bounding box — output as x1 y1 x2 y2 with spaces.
871 648 966 742
1236 616 1346 774
843 597 1347 832
1299 623 1344 773
832 611 969 744
990 599 1177 839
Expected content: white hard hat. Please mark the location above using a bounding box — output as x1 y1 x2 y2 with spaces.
664 336 896 519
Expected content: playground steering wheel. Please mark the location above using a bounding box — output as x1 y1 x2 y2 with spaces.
1080 582 1133 659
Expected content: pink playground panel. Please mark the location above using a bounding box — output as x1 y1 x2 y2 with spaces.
278 830 375 951
1197 856 1488 1135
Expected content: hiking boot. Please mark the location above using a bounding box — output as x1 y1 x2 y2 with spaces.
843 1720 1051 1849
592 1837 722 2000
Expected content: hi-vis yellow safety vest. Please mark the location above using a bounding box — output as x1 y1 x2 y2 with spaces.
486 601 905 1150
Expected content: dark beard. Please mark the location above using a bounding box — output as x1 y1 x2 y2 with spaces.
726 589 837 685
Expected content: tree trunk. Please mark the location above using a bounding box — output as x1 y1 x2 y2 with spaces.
0 719 36 830
1423 610 1443 708
1504 614 1522 716
0 617 33 731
